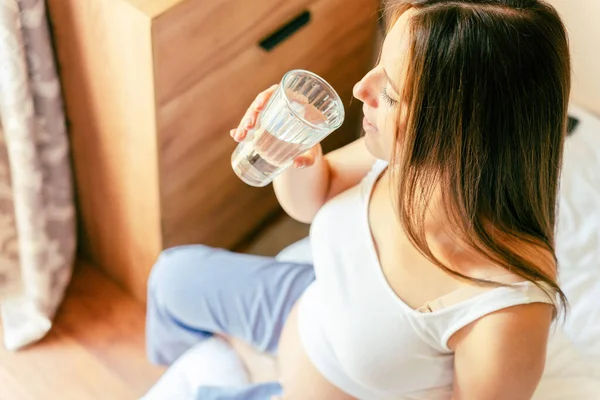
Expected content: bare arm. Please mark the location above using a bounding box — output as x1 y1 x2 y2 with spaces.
231 85 377 224
273 137 376 223
450 303 553 400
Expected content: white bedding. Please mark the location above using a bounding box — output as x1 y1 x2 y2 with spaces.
142 104 600 399
550 104 600 382
525 104 600 400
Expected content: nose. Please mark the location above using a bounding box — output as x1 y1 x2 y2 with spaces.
353 69 378 108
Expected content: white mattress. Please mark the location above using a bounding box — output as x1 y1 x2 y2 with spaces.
525 104 600 400
550 104 600 381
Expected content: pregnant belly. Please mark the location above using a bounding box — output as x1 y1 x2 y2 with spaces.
278 302 356 400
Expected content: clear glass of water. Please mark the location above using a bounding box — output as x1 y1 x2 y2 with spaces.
231 69 345 187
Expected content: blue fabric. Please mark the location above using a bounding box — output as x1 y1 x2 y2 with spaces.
195 382 283 400
146 244 315 399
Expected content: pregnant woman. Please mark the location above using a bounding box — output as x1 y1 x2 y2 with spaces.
146 1 571 399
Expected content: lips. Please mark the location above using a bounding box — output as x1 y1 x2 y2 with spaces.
362 106 377 132
363 116 377 132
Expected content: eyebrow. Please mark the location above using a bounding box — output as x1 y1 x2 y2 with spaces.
383 68 401 96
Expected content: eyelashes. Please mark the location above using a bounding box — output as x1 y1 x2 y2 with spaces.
381 85 399 107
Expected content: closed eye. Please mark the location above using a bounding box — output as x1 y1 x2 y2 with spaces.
381 85 398 107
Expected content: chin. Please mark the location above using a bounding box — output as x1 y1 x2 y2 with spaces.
364 132 388 161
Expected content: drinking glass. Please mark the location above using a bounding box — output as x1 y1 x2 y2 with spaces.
231 69 345 187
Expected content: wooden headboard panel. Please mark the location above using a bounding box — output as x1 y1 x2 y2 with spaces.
547 0 600 116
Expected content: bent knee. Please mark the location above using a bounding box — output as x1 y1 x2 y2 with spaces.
147 244 217 303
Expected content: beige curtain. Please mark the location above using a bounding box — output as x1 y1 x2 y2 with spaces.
0 0 75 350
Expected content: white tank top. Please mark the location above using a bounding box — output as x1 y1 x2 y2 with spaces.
297 160 556 400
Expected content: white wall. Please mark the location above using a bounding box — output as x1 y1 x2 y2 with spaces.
546 0 600 115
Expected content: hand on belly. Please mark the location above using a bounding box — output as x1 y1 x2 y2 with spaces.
277 302 356 400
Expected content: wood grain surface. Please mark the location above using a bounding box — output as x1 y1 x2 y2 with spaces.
47 0 162 301
156 0 379 249
47 0 378 300
0 262 164 400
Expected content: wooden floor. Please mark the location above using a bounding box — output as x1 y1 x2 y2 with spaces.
0 215 308 400
0 263 165 400
241 215 310 257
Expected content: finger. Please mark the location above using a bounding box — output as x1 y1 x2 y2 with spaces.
233 128 247 142
237 109 258 132
235 98 261 132
293 152 316 169
293 145 322 169
233 85 278 139
293 155 313 169
236 85 278 132
254 84 278 112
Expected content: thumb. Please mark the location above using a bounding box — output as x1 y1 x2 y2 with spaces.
293 144 322 169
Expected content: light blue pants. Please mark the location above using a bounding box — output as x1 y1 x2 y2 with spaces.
146 245 315 399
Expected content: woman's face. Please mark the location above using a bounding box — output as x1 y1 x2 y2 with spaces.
353 11 413 161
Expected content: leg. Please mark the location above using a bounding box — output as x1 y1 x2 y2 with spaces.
194 382 283 400
146 244 314 365
227 336 278 383
140 337 252 400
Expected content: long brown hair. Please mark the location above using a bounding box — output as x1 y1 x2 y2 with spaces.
385 0 571 312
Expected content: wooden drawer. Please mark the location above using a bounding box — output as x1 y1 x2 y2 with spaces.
47 0 378 301
153 0 316 106
155 0 379 248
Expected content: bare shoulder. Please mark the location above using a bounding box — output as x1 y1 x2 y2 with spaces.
489 229 559 281
456 237 558 287
450 302 553 400
450 301 554 350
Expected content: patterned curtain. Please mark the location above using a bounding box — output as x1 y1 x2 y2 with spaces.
0 0 75 350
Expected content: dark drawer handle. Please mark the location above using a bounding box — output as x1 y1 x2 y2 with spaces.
259 11 311 51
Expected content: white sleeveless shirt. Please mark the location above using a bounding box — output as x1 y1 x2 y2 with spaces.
297 160 555 400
